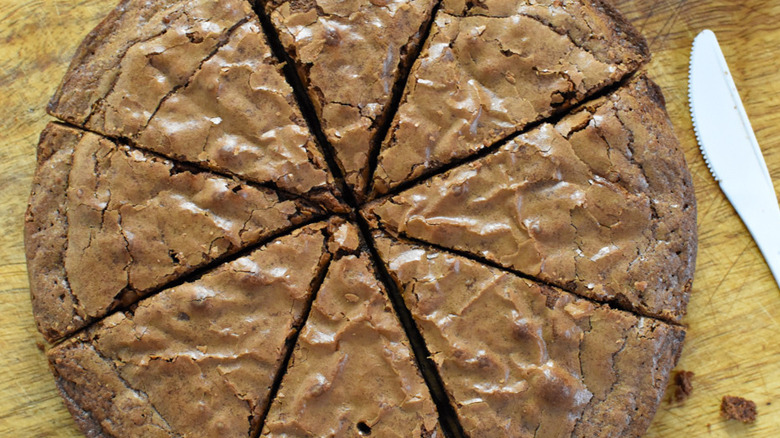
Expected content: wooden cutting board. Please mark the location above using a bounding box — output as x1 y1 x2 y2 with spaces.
1 0 779 436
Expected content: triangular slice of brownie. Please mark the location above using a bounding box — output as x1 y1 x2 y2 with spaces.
25 123 323 341
364 76 696 322
48 1 340 207
261 221 442 437
47 222 332 438
372 0 649 194
374 231 685 437
263 0 439 198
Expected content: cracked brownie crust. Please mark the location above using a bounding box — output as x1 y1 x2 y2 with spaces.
28 0 696 437
372 0 650 195
26 123 322 342
49 222 332 437
262 223 442 437
364 75 696 323
48 0 342 208
375 232 685 437
265 0 439 198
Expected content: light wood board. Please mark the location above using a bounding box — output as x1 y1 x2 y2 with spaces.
1 0 779 436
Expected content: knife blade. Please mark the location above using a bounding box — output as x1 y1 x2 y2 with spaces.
689 29 780 289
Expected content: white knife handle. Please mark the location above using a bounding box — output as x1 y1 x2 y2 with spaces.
751 216 780 290
722 182 780 289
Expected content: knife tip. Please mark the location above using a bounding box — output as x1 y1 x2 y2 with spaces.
696 29 715 40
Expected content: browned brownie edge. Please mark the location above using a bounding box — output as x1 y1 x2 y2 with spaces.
624 76 697 322
545 74 696 322
48 0 143 125
574 318 686 437
588 0 650 64
54 377 110 438
51 340 115 438
49 338 175 438
625 322 686 436
24 123 83 342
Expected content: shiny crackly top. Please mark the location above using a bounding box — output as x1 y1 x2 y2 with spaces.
375 233 685 437
50 0 252 126
373 0 649 194
365 76 696 322
48 223 331 437
266 0 438 195
263 227 442 437
26 123 317 341
137 19 332 196
49 1 335 201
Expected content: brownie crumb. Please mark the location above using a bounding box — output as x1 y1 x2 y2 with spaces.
720 396 758 423
672 370 694 402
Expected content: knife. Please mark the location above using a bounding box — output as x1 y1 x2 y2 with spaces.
689 29 780 289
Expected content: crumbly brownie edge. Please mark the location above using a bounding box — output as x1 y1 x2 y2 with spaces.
48 335 175 438
574 317 686 437
587 0 651 63
559 73 697 322
54 376 109 438
48 0 147 124
631 322 686 436
25 123 83 342
616 75 697 321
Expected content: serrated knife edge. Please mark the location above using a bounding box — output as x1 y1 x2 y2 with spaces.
689 29 773 189
688 35 716 181
689 29 780 290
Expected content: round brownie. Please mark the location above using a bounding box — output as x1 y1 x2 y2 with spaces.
26 0 696 437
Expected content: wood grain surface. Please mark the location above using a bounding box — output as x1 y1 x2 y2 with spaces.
1 0 779 436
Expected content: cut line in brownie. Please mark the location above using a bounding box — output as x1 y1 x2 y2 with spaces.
48 222 332 438
374 231 685 437
25 123 323 341
262 0 439 199
364 75 696 322
48 0 342 209
261 222 442 437
371 0 650 196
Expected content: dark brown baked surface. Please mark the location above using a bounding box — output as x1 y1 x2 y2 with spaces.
262 222 442 437
25 122 321 341
29 0 696 437
364 75 696 323
375 231 685 438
